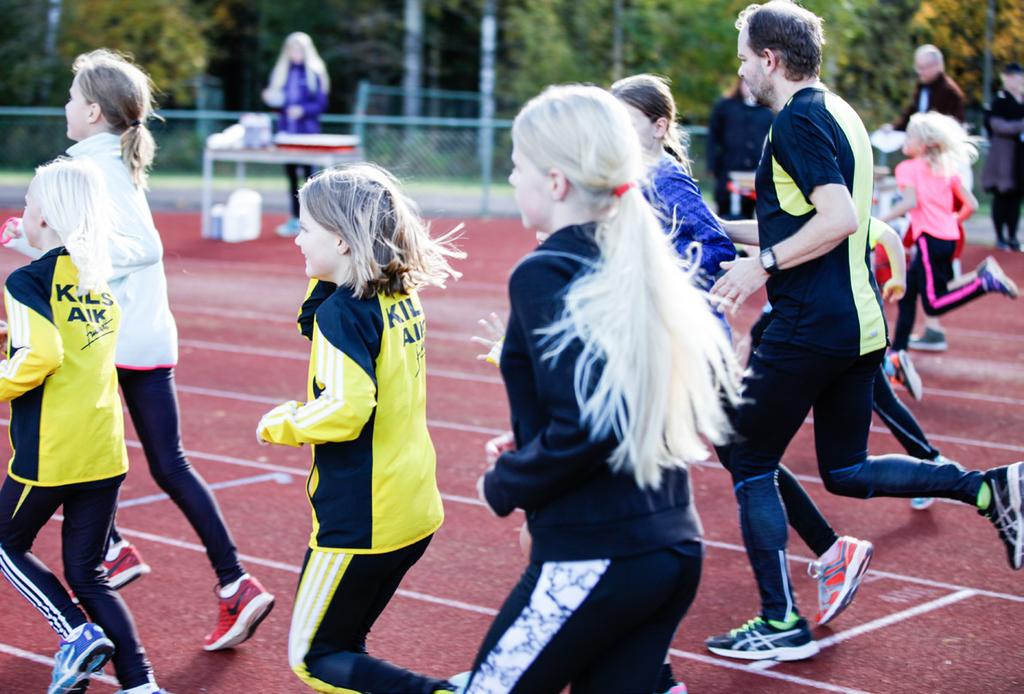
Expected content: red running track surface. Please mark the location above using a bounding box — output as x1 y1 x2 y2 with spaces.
0 211 1021 693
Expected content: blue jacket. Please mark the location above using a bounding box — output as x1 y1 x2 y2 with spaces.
644 155 736 289
278 64 327 135
483 223 704 562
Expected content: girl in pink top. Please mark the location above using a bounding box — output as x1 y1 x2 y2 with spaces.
882 112 1018 379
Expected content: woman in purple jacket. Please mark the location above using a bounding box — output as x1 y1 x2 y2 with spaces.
262 32 330 237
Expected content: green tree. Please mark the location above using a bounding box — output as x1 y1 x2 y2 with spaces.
60 0 208 104
831 0 920 128
914 0 1024 113
0 1 54 104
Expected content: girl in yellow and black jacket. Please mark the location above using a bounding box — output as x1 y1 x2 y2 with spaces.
258 163 462 694
0 159 164 693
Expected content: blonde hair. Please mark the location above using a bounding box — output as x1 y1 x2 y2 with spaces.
30 158 113 295
513 84 739 490
299 163 463 299
610 73 692 174
906 111 979 177
72 49 158 190
266 32 330 97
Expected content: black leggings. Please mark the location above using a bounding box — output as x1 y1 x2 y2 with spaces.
289 536 449 694
872 368 940 460
751 308 941 484
285 164 315 218
730 341 984 621
892 234 988 351
0 475 153 689
466 546 702 694
992 190 1022 245
110 367 244 586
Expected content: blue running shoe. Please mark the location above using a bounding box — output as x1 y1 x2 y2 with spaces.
978 256 1019 299
706 615 819 661
49 624 115 694
981 462 1024 570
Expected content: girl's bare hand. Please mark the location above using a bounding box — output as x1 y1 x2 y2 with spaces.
471 312 506 366
484 430 516 465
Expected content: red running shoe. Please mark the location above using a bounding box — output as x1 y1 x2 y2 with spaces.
809 536 873 626
103 543 151 590
203 575 275 651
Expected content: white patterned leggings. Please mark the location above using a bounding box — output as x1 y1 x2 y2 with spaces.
465 545 702 694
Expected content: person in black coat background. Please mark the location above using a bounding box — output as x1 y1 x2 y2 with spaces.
708 78 773 219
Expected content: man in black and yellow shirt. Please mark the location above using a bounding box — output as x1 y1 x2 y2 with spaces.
707 0 1024 662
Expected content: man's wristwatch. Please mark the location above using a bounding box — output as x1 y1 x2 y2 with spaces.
759 247 780 275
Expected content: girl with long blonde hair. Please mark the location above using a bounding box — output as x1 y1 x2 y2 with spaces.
882 110 1018 392
0 158 165 694
262 32 331 236
463 84 738 693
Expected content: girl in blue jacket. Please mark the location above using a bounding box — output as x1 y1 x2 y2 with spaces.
262 32 330 236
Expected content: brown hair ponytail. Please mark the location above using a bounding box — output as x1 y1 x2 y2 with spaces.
72 49 159 189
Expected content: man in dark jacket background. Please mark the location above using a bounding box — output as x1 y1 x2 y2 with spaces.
708 78 774 219
889 44 968 353
893 44 966 130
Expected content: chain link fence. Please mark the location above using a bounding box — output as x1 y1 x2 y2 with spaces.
0 102 716 217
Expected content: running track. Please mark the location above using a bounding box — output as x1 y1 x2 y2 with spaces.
0 212 1021 693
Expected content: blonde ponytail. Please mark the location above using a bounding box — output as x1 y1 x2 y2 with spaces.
30 158 113 294
72 49 159 189
907 111 979 178
515 85 739 489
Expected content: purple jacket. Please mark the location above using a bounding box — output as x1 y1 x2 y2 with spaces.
278 64 327 134
644 155 737 288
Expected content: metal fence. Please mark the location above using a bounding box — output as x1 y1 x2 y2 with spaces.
0 104 715 217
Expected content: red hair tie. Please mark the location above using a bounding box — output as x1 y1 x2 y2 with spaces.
612 182 635 197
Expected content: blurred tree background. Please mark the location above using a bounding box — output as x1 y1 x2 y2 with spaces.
0 0 1020 129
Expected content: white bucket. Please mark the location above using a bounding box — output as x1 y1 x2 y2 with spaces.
222 189 262 243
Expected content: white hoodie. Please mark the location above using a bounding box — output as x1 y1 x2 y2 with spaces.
9 132 178 368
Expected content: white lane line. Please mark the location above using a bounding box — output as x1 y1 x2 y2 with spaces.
175 384 281 404
0 641 120 687
176 336 1024 403
3 518 875 694
947 327 1024 344
172 305 475 342
177 338 503 384
0 407 1015 601
753 589 978 672
175 378 1022 455
923 388 1024 407
668 649 871 694
175 385 507 435
118 472 292 508
42 507 1023 608
814 588 976 650
702 538 1024 604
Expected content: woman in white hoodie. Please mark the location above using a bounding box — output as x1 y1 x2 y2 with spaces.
4 49 275 655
